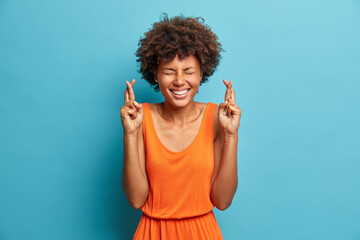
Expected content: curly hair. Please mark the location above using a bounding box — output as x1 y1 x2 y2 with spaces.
135 13 224 91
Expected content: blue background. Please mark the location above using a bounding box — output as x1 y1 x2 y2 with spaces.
1 0 360 239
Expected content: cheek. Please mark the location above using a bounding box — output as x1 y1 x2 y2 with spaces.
157 79 171 96
158 75 173 85
158 80 170 91
189 76 201 88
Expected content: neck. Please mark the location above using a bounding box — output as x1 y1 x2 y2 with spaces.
160 101 197 125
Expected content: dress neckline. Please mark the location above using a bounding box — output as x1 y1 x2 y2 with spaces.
145 102 210 154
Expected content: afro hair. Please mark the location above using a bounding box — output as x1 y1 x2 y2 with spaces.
135 13 224 91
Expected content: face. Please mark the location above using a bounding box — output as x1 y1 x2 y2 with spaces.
153 54 203 108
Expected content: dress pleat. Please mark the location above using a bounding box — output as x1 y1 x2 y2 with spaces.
133 211 222 240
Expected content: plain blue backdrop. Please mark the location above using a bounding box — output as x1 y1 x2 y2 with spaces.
1 0 360 239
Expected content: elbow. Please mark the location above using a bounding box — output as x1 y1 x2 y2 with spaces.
211 184 238 211
122 181 149 209
126 190 149 209
215 200 233 211
211 193 234 211
126 192 149 209
129 199 146 209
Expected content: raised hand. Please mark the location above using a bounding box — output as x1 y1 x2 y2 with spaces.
120 79 144 135
218 79 242 136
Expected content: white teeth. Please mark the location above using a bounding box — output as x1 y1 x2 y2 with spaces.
172 89 189 95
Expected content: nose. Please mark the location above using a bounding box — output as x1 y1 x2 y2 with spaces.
173 72 186 86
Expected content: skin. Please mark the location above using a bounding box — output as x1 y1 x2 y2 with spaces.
120 54 242 210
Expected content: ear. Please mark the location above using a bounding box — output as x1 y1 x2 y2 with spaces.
153 72 158 83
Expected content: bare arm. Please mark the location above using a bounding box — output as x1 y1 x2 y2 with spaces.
210 80 241 210
211 124 238 210
122 129 148 209
120 79 149 209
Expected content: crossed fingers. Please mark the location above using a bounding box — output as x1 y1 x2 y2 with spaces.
124 79 136 103
223 79 235 103
122 79 142 119
221 79 234 118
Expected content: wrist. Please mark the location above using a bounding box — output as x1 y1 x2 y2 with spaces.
223 131 238 142
123 131 138 138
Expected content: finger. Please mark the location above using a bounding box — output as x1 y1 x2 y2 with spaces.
120 107 135 118
226 81 234 102
228 81 233 100
219 102 227 116
230 84 235 102
220 102 231 116
124 81 130 102
126 79 136 101
125 100 136 109
133 101 144 117
227 104 242 115
227 102 241 118
127 108 137 119
224 80 231 101
219 102 227 109
124 80 135 102
227 103 231 118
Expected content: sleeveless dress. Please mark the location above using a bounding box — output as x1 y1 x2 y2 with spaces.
133 102 223 240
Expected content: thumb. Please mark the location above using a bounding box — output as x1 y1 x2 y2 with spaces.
134 101 144 116
219 102 228 115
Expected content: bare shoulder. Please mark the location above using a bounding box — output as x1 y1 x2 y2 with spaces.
147 102 162 119
195 101 208 108
196 102 220 142
147 102 161 109
147 102 158 111
195 102 209 122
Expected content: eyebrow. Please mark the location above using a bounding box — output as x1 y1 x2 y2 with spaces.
163 67 195 71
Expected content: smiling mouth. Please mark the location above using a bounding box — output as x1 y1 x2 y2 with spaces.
169 88 191 99
170 89 190 95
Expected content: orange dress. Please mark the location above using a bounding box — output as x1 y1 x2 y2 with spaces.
133 102 223 240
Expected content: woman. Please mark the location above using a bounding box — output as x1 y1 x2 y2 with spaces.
120 14 241 239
